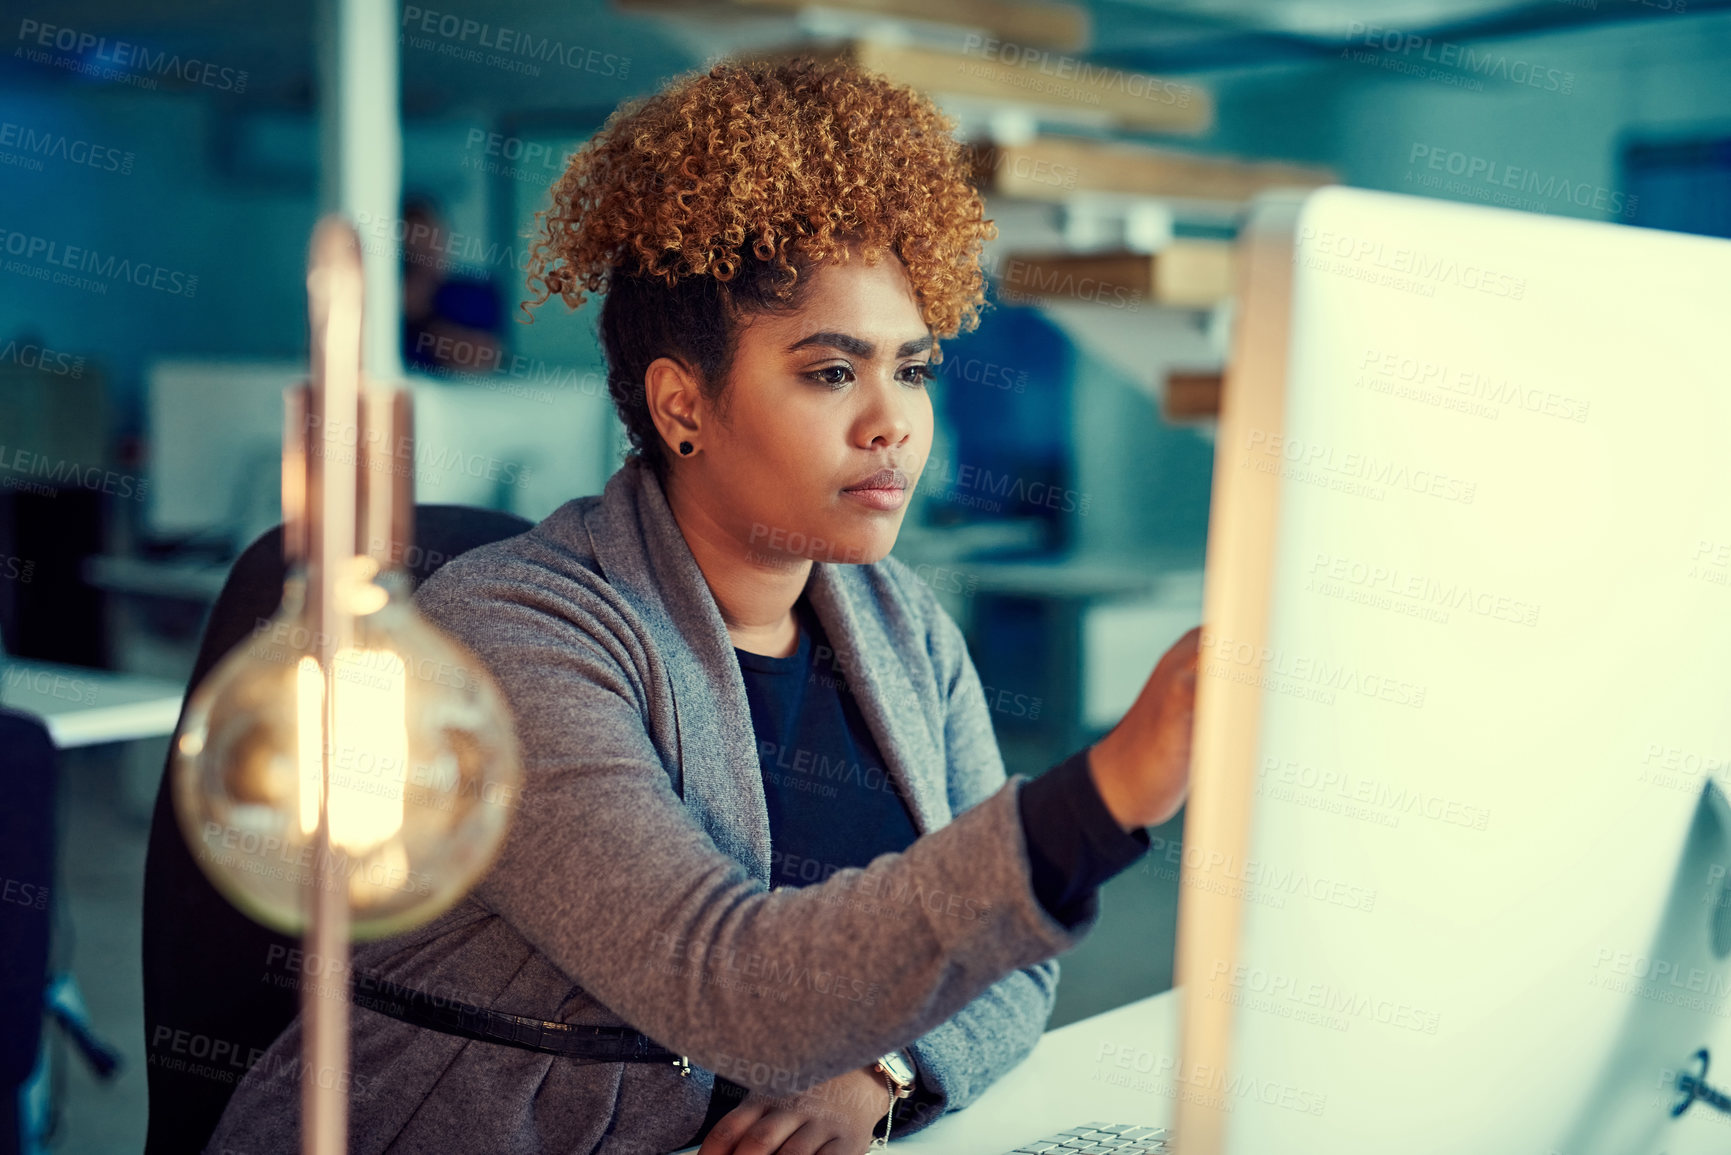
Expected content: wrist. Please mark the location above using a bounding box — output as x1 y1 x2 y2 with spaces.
1086 737 1142 832
868 1049 915 1145
1088 733 1186 830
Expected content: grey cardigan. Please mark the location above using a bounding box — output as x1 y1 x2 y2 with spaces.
206 455 1100 1155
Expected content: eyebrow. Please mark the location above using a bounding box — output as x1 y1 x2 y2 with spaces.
785 331 934 359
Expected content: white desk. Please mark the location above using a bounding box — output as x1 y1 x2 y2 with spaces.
674 990 1179 1155
1 659 185 748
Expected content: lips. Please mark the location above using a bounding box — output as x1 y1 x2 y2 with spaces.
843 467 910 492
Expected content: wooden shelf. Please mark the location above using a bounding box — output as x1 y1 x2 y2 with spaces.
615 0 1091 52
996 240 1237 309
1163 370 1223 420
720 38 1211 134
972 136 1333 203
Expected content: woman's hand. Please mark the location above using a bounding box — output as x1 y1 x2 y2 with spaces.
1088 625 1201 831
698 1065 892 1155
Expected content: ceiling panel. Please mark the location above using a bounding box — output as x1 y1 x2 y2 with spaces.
0 0 1717 113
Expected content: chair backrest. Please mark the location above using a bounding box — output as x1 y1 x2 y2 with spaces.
140 504 531 1155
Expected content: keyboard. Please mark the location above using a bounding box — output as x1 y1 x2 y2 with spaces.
1001 1121 1170 1154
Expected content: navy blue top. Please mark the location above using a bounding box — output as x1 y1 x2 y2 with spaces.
735 593 923 888
689 591 1151 1143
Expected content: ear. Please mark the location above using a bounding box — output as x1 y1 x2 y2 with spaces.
643 355 704 455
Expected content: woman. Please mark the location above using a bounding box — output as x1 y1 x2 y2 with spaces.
208 55 1199 1155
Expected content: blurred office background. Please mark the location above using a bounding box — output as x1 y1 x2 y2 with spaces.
0 0 1726 1149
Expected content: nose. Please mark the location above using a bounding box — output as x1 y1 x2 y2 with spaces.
858 370 918 450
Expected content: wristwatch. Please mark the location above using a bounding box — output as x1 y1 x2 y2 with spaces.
869 1049 916 1148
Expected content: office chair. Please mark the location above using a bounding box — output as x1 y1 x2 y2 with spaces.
140 505 532 1155
0 710 54 1155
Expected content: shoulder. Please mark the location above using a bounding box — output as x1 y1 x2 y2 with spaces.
409 498 665 731
411 496 629 655
415 493 592 582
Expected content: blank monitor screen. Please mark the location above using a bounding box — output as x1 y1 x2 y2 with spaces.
1173 186 1731 1155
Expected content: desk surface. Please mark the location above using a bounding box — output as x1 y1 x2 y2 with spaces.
673 989 1179 1155
1 659 185 748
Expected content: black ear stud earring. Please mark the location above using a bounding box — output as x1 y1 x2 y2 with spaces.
679 441 694 456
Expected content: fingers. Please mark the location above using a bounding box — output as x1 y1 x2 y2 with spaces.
730 1108 808 1155
775 1121 843 1155
1163 624 1203 672
1177 628 1200 718
1160 626 1201 707
1174 628 1200 693
813 1136 867 1155
699 1101 768 1155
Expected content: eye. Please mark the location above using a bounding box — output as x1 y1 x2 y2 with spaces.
805 363 936 389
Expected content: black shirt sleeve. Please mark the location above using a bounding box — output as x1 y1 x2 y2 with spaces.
1016 745 1152 929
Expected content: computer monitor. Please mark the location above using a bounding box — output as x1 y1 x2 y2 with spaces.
145 359 302 541
143 359 623 549
1174 185 1731 1154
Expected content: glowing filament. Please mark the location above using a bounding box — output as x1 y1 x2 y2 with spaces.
296 649 410 854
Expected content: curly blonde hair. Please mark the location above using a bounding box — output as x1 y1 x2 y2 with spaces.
520 54 999 479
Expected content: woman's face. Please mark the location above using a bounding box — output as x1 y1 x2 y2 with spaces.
654 251 935 570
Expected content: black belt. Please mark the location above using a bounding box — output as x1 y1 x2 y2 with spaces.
351 972 693 1075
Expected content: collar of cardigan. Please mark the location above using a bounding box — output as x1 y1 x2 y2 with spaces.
553 454 953 883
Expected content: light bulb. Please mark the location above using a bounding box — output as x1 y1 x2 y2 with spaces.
172 558 522 940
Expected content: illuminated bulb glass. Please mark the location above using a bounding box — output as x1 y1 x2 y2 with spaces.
172 559 522 939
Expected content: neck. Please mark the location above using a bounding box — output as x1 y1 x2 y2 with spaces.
663 465 812 652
